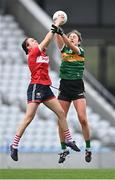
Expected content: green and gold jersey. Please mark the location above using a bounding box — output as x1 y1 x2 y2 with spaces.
60 45 85 80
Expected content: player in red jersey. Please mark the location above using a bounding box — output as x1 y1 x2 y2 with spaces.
10 17 80 161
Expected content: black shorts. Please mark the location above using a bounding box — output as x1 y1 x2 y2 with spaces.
27 84 55 103
58 79 85 102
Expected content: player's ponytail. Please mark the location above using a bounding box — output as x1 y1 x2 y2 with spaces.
22 38 28 55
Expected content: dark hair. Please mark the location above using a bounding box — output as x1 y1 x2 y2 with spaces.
22 38 29 55
67 30 82 43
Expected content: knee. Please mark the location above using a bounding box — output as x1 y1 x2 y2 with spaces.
57 109 65 119
24 113 35 125
78 115 88 127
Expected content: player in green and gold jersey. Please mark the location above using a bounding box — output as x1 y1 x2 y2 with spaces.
55 29 92 163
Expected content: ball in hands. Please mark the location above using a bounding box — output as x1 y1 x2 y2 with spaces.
53 10 67 25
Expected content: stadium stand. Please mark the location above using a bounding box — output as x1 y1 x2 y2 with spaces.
0 14 115 155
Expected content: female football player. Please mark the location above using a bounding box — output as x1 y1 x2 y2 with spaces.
55 29 92 163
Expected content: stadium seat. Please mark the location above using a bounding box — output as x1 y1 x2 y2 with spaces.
0 14 114 153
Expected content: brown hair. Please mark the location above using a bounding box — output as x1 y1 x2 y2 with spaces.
22 38 29 55
67 30 82 43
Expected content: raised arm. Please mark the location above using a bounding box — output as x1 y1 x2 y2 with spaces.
61 33 81 54
39 31 54 50
54 34 64 50
39 17 64 51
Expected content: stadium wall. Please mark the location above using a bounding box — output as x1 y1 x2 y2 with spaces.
0 152 115 169
85 82 115 126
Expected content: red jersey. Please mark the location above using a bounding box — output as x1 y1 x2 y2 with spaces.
28 46 51 85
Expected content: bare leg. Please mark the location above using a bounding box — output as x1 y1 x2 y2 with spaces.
10 103 39 161
44 98 70 132
73 99 92 162
44 98 80 152
16 103 39 137
57 100 71 143
73 98 90 141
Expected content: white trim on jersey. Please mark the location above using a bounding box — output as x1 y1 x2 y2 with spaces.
36 56 49 63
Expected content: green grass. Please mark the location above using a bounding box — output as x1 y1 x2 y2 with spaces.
0 169 115 179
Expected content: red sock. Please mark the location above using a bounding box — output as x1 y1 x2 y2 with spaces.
12 135 20 149
64 129 72 142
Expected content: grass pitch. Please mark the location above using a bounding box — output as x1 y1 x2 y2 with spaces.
0 169 115 179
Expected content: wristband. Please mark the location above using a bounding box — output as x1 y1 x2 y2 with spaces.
56 27 64 36
51 24 58 33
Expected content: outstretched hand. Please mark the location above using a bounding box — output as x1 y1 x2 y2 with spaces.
51 15 65 35
51 24 64 36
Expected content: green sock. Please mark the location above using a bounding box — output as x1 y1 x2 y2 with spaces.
61 142 66 150
85 140 91 149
